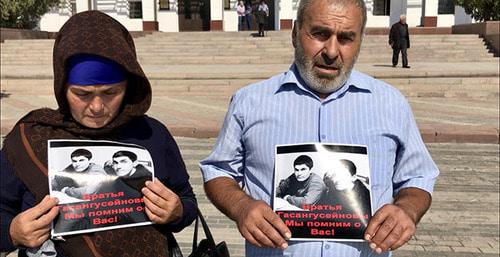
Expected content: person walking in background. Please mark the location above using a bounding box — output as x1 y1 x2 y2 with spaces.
237 1 246 31
256 0 269 37
245 2 253 30
389 14 411 68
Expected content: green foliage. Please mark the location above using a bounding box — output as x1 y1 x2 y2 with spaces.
1 0 61 29
454 0 500 21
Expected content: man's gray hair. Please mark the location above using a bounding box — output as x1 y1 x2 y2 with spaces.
296 0 367 33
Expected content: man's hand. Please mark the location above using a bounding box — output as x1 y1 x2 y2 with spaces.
204 177 291 249
364 204 415 254
142 178 183 224
9 195 59 248
364 187 432 254
235 198 291 249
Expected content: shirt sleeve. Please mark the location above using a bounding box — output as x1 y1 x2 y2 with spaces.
392 100 439 196
199 93 246 184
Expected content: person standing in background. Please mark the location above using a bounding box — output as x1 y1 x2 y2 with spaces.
245 2 253 30
237 1 246 31
256 0 269 37
389 14 411 68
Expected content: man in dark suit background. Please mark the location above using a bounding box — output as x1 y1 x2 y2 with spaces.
389 14 411 68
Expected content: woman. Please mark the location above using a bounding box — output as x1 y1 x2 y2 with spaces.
0 11 197 257
236 0 246 31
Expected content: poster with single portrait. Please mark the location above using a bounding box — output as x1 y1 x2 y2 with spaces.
48 139 154 237
273 143 372 241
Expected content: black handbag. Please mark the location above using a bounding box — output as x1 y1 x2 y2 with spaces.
168 208 230 257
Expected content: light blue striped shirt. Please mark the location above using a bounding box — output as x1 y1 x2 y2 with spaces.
199 65 439 257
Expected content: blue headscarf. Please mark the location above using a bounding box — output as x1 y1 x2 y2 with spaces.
66 54 126 85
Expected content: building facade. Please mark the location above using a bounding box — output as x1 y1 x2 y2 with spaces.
39 0 474 32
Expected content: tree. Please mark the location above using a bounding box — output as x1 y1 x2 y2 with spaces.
0 0 61 29
454 0 500 22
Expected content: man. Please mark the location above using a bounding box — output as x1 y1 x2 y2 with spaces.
256 0 269 37
389 15 411 68
275 155 326 208
105 150 153 191
200 0 439 256
321 159 371 237
51 148 106 200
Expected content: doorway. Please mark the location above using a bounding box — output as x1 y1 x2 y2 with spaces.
178 0 211 31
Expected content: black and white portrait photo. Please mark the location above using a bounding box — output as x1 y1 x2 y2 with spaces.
275 155 326 210
274 143 372 241
48 140 154 237
50 148 108 203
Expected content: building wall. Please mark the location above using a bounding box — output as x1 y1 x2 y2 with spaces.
158 0 179 32
39 6 71 32
38 0 475 32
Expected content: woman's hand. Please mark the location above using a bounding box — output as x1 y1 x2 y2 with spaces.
141 178 183 224
9 195 59 248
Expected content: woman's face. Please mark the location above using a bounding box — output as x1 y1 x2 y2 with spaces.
66 81 127 128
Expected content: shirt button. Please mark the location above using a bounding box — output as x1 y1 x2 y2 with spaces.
325 244 330 249
321 135 326 139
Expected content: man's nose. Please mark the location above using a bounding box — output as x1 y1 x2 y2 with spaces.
322 37 339 64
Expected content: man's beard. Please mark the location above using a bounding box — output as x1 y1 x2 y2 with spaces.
294 37 358 94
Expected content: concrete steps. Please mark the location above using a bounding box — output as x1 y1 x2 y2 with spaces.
1 32 496 65
2 76 498 99
1 31 498 142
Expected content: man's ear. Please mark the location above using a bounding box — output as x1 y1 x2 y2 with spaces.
292 20 298 48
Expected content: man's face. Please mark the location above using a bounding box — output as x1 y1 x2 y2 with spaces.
113 156 135 177
294 164 312 181
71 156 90 172
293 0 363 95
325 164 354 190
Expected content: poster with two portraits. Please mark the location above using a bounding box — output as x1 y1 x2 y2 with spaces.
273 143 373 241
48 140 154 237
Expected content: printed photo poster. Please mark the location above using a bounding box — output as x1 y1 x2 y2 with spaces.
48 139 154 237
273 143 372 241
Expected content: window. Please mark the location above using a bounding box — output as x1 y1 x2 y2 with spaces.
224 0 230 10
373 0 390 16
129 1 143 18
438 0 454 14
159 0 170 10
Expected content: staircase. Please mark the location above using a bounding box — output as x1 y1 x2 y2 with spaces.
0 32 496 65
1 31 498 98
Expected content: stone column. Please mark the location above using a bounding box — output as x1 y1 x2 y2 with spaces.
76 0 90 12
405 0 423 27
142 0 159 31
279 0 293 30
211 0 223 30
422 0 438 27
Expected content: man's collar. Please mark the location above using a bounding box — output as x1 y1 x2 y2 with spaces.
277 63 372 99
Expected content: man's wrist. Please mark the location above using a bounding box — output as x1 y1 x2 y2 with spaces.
231 195 254 221
393 202 418 224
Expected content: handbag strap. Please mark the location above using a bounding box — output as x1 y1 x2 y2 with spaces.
192 207 218 251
